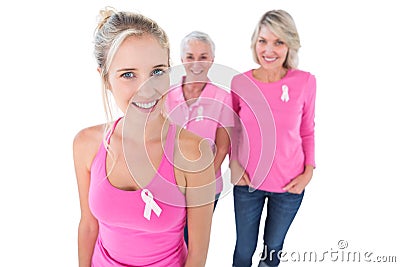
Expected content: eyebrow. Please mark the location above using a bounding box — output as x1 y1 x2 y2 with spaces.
116 68 137 72
153 64 169 68
258 36 282 41
185 52 209 55
116 64 168 72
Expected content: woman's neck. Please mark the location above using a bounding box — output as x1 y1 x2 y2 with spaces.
121 114 168 143
253 67 288 83
182 75 208 104
183 82 206 100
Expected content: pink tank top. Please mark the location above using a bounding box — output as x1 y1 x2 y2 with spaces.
89 118 187 266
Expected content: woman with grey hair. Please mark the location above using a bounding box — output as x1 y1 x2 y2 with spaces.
166 30 234 246
230 10 317 267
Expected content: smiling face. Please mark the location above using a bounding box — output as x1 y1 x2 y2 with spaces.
107 35 169 114
255 25 289 71
181 39 214 81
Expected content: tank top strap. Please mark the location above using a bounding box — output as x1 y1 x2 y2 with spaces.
105 117 123 144
163 123 176 161
144 123 186 206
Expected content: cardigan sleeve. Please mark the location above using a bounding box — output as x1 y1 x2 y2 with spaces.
300 73 317 168
229 77 242 161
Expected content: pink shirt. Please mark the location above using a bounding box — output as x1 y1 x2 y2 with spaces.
231 69 316 192
89 119 187 266
166 79 234 193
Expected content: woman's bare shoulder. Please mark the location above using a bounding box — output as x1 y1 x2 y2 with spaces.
174 126 213 173
72 123 109 170
73 123 106 149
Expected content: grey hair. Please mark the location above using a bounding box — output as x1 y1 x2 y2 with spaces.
250 9 301 69
180 31 215 59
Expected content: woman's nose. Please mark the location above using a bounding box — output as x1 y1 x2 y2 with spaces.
192 61 203 68
265 44 274 52
136 76 169 98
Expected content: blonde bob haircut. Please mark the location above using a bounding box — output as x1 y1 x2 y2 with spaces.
250 9 300 69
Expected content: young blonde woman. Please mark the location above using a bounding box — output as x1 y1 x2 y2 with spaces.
73 8 215 267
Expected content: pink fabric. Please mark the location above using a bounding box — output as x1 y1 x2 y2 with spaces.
166 79 234 193
89 119 187 266
231 69 316 192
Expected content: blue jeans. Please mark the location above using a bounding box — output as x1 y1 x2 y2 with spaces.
184 193 221 246
232 185 304 267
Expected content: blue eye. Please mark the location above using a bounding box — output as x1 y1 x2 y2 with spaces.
275 40 285 46
152 69 165 76
122 72 135 79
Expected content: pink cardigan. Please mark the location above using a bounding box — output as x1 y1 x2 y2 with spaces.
231 69 316 192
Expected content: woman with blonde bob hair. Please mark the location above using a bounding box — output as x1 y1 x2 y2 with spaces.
250 9 301 70
73 7 215 267
230 9 316 267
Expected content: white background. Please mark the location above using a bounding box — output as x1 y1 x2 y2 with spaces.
1 0 399 266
